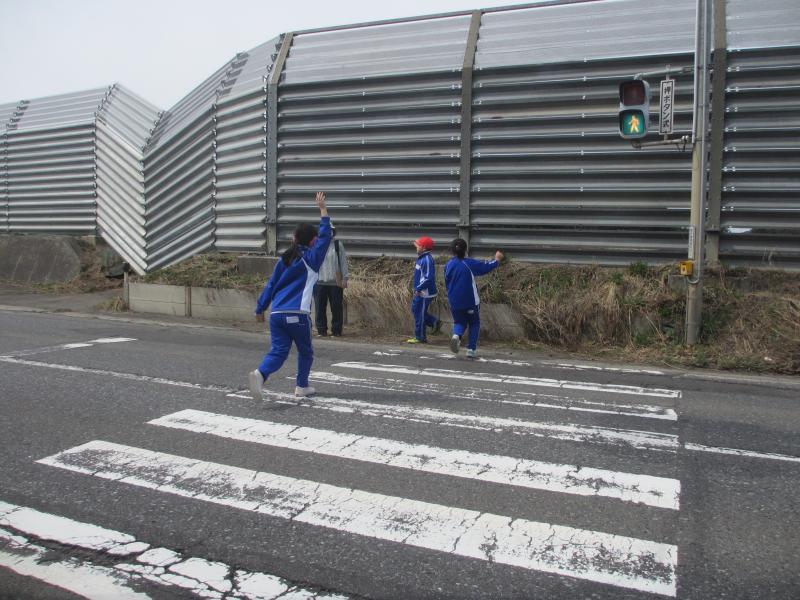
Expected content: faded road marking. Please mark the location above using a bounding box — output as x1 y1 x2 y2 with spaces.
685 442 800 463
234 389 679 452
333 362 682 399
0 356 234 393
151 409 680 509
310 371 678 421
39 442 678 596
0 499 351 600
0 337 136 358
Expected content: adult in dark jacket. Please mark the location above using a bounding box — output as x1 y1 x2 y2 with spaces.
313 226 348 337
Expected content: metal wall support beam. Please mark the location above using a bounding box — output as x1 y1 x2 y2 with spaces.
5 100 28 235
211 58 243 251
458 11 482 245
1 131 6 233
266 32 294 255
705 0 727 265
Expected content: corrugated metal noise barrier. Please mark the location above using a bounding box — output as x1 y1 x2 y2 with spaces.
1 0 798 271
719 47 800 269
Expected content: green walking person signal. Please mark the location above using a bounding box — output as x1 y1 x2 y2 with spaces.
618 79 650 140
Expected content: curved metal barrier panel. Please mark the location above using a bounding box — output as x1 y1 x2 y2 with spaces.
1 0 798 271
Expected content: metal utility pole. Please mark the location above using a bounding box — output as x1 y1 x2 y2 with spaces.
685 0 712 346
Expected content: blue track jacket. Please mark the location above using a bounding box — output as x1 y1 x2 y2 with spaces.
256 216 332 314
413 251 438 298
444 256 499 310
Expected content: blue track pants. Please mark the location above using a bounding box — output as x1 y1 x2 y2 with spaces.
412 295 437 341
258 313 313 387
451 306 481 351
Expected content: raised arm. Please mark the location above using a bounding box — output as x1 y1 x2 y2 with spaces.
465 252 502 276
304 192 333 271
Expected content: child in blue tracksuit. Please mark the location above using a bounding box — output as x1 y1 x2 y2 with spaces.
249 192 331 400
444 238 504 358
407 236 441 344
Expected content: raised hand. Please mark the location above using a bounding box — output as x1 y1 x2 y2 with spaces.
315 191 328 216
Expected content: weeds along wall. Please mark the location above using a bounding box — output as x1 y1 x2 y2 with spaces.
1 0 798 274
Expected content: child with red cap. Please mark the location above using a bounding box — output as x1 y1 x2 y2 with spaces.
407 236 442 343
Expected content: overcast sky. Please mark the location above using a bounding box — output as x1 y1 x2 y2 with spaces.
1 0 524 109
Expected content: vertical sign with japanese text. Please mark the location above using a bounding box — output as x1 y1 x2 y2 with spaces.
660 78 675 135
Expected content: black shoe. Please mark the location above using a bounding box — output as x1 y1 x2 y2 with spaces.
316 330 328 337
431 320 443 335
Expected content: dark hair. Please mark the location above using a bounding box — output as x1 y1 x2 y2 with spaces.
450 238 468 259
281 223 318 265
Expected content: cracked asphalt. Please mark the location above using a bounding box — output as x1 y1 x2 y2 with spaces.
1 307 799 599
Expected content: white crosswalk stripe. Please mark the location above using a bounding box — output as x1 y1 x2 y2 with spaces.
309 371 679 421
25 349 689 598
228 389 679 452
332 361 682 398
0 500 348 599
150 409 680 509
38 441 677 596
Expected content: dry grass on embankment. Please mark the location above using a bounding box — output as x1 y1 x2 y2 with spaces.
139 253 800 375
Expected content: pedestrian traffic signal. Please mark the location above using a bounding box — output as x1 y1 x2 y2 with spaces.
618 79 650 139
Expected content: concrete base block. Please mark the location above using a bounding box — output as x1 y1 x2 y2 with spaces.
129 282 187 316
127 281 529 343
191 287 258 321
480 304 527 341
346 297 414 332
238 255 280 275
0 235 82 283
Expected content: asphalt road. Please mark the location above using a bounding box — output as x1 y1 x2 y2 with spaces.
1 308 798 599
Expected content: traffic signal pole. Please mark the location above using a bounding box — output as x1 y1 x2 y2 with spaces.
618 0 712 345
685 0 712 346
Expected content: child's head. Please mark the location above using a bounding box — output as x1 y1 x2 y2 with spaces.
282 222 318 265
414 236 434 254
450 238 468 259
293 223 318 246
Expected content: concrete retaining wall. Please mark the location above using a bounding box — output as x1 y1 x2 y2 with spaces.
128 283 188 317
127 281 527 341
0 235 82 283
191 287 258 321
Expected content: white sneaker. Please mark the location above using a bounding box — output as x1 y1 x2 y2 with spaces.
248 369 264 400
449 334 460 354
295 386 316 397
466 349 476 359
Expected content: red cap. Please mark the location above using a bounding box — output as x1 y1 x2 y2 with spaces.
414 236 434 251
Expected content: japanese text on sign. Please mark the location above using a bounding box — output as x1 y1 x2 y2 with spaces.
660 79 675 135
